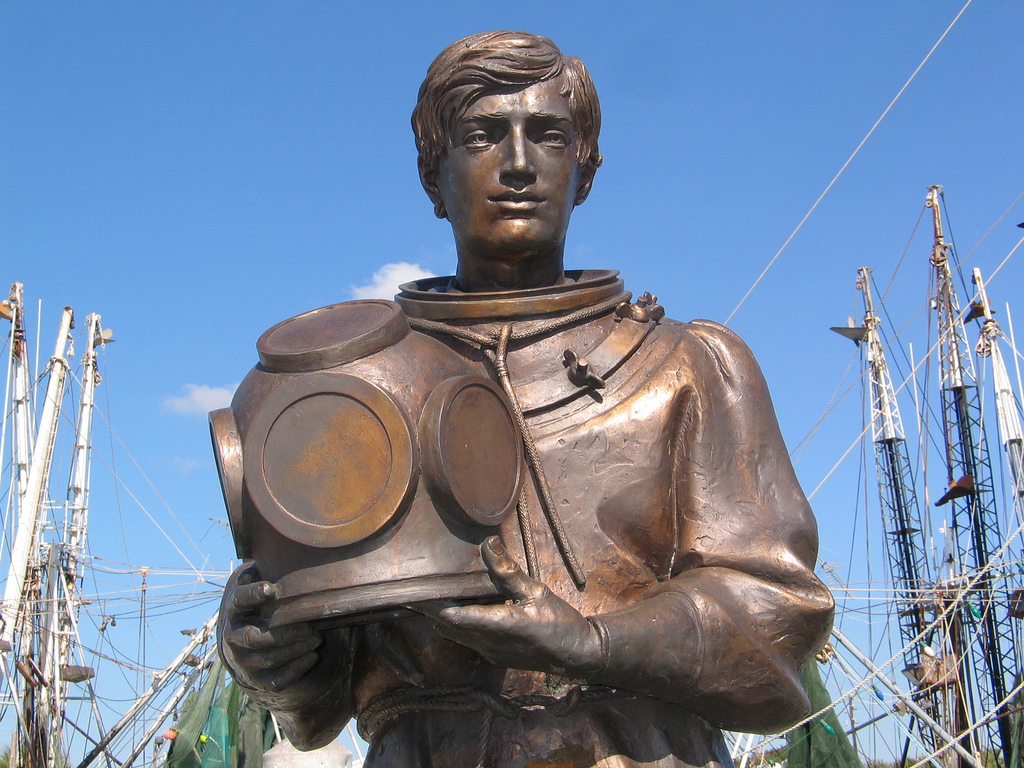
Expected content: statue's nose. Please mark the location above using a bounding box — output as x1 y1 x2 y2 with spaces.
500 128 536 187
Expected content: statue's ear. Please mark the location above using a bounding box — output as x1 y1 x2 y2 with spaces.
418 156 441 204
574 163 597 206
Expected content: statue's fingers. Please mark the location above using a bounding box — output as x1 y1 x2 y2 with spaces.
481 536 545 602
264 622 318 646
428 602 519 636
226 620 312 651
228 581 278 619
234 563 259 587
254 651 320 693
238 634 321 670
407 599 459 620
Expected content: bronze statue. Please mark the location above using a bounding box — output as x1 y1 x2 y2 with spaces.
212 31 834 767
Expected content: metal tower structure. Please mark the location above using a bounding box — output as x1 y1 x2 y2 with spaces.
972 267 1024 653
0 290 109 767
834 268 946 756
927 186 1019 766
972 269 1024 506
856 268 934 649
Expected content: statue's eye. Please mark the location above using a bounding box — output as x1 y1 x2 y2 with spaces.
463 131 491 148
541 130 568 147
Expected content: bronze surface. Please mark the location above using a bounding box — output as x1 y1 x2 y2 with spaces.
396 269 627 320
420 375 523 527
258 300 409 373
209 407 246 558
244 372 417 548
216 30 834 768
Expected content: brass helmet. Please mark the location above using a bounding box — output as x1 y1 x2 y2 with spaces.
210 300 523 626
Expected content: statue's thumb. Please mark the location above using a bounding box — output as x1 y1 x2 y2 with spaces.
482 536 543 601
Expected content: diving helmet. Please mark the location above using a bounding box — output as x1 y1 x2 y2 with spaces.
210 300 523 626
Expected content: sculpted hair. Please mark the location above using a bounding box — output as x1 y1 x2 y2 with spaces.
412 31 602 176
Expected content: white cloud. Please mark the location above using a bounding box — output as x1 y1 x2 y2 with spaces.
350 262 435 300
170 456 212 475
163 384 236 414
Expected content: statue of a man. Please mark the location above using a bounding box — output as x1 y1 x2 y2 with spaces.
219 31 834 767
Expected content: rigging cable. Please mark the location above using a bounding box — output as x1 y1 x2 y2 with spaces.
807 237 1024 502
89 339 213 576
960 188 1024 270
908 678 1024 768
790 347 859 466
94 415 213 572
860 380 876 660
99 340 136 598
724 0 975 326
1008 305 1024 398
874 280 946 464
85 444 201 575
759 513 1024 768
789 218 934 463
878 204 927 306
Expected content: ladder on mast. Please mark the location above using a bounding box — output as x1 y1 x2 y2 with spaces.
835 267 944 754
927 186 1019 767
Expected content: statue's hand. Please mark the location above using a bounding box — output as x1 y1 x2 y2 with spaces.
417 537 604 678
218 563 322 695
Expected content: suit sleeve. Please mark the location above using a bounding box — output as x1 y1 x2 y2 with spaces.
588 320 834 733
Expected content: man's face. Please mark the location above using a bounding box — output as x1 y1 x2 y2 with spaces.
430 78 593 272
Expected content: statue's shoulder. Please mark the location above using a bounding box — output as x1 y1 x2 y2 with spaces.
653 317 763 381
652 316 747 350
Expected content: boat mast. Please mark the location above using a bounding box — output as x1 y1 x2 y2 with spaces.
38 312 104 766
855 267 943 710
857 268 933 630
927 186 1017 766
1 306 75 646
972 269 1024 505
971 268 1024 661
835 268 950 757
0 303 74 768
5 283 35 532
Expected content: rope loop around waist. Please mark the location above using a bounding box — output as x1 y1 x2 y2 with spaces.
356 683 624 742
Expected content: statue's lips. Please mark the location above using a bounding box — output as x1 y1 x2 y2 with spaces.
489 193 543 215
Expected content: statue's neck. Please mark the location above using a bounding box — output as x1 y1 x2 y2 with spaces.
454 253 565 293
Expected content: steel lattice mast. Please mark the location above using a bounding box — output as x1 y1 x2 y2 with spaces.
971 268 1024 655
972 269 1024 506
835 268 947 754
927 186 1018 766
857 268 935 664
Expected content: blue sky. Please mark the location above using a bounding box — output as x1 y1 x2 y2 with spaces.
2 1 1023 759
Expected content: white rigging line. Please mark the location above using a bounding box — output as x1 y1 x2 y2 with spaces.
956 188 1024 268
808 324 940 502
786 188 1023 465
84 447 204 576
908 678 1024 768
807 234 1024 501
827 646 941 765
746 511 1024 768
78 357 212 572
724 0 974 326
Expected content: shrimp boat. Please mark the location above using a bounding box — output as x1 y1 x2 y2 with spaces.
730 185 1024 768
